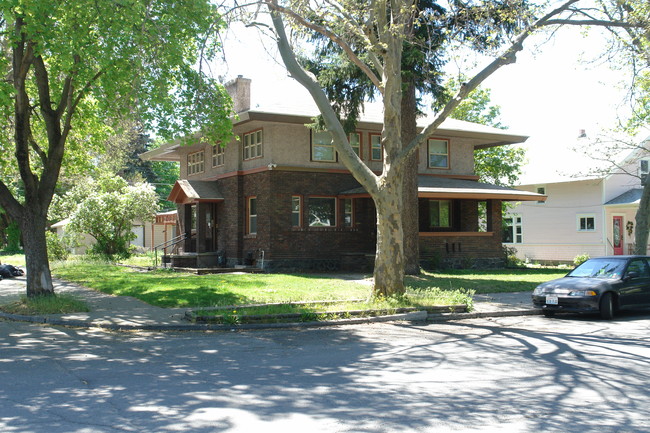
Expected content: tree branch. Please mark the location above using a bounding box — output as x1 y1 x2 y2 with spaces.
264 0 383 91
266 2 380 196
397 0 582 163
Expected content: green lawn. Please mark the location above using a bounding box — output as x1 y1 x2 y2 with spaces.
49 259 567 312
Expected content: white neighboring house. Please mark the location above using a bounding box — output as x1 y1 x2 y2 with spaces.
505 142 650 264
51 210 178 255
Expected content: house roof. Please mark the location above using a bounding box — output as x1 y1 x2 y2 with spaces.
605 188 644 206
167 180 225 204
341 176 546 202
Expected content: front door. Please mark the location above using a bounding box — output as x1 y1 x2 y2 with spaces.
613 216 624 255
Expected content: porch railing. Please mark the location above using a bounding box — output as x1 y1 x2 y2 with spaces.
153 233 190 268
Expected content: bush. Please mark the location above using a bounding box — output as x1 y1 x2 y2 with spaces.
4 220 22 253
503 245 523 267
46 231 69 261
573 253 590 266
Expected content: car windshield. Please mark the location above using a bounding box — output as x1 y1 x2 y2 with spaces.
568 258 626 279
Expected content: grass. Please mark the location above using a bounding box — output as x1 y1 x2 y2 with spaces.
0 294 90 315
4 254 568 319
0 253 26 267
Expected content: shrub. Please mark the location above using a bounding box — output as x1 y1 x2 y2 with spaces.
573 253 590 266
46 231 69 261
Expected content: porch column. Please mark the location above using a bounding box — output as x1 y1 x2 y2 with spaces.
183 204 192 252
196 201 208 253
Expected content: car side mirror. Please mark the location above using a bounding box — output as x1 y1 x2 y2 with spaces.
626 271 640 281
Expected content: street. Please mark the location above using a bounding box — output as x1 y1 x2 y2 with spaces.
1 313 649 433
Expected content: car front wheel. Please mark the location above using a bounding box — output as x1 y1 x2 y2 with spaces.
599 292 615 320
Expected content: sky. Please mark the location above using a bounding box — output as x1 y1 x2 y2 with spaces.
215 17 637 186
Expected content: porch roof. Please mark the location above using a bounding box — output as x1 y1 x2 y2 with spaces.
341 176 547 202
168 180 224 204
605 188 643 206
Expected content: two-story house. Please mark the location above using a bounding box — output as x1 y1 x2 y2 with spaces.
141 76 544 271
505 141 650 264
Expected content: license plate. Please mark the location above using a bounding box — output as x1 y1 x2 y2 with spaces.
546 296 559 305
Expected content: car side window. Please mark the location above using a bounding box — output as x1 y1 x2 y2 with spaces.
626 259 650 278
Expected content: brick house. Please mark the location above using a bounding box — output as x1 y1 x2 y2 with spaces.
141 77 544 271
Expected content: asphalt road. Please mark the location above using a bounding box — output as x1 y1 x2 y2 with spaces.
1 313 650 433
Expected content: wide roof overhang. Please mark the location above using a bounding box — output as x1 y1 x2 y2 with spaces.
341 176 547 202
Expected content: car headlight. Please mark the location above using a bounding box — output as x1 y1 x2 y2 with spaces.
533 287 545 296
568 290 597 297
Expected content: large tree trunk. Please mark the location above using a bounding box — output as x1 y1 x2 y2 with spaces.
634 181 650 254
401 78 420 275
21 207 54 297
373 186 406 296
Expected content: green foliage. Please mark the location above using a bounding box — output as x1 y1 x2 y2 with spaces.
46 231 69 262
59 174 160 259
4 220 21 253
573 253 590 267
503 245 523 268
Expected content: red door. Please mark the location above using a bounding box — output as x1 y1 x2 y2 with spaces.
613 216 624 255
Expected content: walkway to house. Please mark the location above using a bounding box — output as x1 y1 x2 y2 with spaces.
0 275 539 331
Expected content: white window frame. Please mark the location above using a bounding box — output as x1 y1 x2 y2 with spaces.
504 214 523 244
243 130 263 161
187 150 205 176
212 144 224 167
577 214 596 232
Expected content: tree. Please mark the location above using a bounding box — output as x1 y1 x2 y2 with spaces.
65 175 159 259
262 0 588 296
0 1 233 296
300 0 531 275
448 79 526 187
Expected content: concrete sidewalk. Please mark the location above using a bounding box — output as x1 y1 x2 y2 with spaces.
0 275 540 331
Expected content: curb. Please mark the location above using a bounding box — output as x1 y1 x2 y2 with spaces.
0 308 543 332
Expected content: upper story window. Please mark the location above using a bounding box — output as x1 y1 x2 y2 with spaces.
312 130 336 162
188 150 205 176
243 129 263 160
212 144 224 167
640 159 649 182
428 138 449 169
370 133 382 161
349 132 361 158
536 186 546 204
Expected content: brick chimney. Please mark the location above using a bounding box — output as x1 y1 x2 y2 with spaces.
225 75 251 113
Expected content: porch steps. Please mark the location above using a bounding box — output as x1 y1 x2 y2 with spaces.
170 266 264 275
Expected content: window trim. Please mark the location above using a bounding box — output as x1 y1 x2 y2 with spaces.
504 214 523 244
246 196 258 235
291 195 303 228
369 133 382 161
307 196 338 228
577 214 596 232
243 129 263 161
427 138 450 169
187 150 205 176
212 144 224 167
